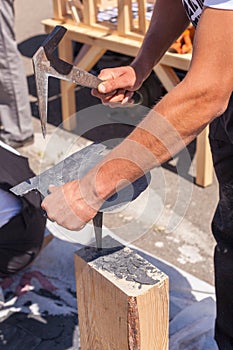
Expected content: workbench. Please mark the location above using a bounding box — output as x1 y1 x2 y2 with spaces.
42 0 213 187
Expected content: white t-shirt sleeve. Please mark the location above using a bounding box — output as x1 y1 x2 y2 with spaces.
0 143 22 228
204 0 233 9
0 188 22 228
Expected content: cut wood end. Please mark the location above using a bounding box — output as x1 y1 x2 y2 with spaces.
75 235 168 296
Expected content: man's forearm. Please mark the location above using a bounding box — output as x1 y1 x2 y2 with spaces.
82 76 229 205
41 6 233 232
88 5 233 205
81 90 206 203
93 0 189 104
131 0 190 83
84 7 233 211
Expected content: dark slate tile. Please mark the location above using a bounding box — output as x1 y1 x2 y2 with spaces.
0 322 41 349
2 313 80 349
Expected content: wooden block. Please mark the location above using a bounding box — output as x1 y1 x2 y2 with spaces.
58 36 77 130
74 44 106 71
67 0 83 23
82 0 98 26
137 0 147 34
160 52 192 72
42 19 143 55
117 0 131 36
53 0 67 20
74 236 169 350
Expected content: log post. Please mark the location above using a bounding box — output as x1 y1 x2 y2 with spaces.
74 236 169 349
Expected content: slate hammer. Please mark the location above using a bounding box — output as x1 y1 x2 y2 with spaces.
10 143 107 250
10 143 151 249
32 25 142 138
32 25 103 139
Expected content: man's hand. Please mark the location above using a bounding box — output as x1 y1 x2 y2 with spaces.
41 180 98 231
91 65 141 106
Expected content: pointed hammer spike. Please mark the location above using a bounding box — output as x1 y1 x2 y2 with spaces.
38 75 48 138
42 26 67 59
93 212 103 250
33 58 49 138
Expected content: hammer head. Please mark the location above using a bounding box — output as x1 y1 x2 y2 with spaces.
41 26 67 61
33 25 101 138
32 26 69 138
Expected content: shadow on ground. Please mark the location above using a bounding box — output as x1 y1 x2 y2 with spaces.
0 313 79 349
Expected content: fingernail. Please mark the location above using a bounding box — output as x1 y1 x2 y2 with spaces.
98 83 106 93
122 96 129 104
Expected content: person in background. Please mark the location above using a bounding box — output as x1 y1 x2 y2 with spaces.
0 142 46 277
42 0 233 348
0 0 34 148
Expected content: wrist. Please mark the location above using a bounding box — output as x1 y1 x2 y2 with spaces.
79 173 106 216
80 159 122 211
64 179 99 223
131 59 152 86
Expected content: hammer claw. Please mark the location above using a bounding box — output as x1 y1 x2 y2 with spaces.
32 26 102 138
34 68 48 137
43 26 67 60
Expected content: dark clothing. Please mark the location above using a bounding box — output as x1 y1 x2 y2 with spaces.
209 93 233 349
182 0 203 27
0 146 46 277
0 0 34 142
181 0 233 348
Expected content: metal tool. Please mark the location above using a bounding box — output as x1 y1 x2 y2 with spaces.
10 143 151 249
30 26 146 249
32 26 102 138
92 211 103 250
32 25 142 138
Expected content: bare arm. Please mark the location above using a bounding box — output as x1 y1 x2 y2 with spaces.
83 7 233 198
131 0 190 83
92 0 189 103
42 7 233 230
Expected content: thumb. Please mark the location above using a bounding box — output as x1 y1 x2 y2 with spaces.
98 67 128 94
98 77 126 94
98 66 136 94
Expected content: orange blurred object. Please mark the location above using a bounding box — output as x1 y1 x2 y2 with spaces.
169 25 195 54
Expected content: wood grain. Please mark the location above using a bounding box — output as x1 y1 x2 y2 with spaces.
74 239 169 349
